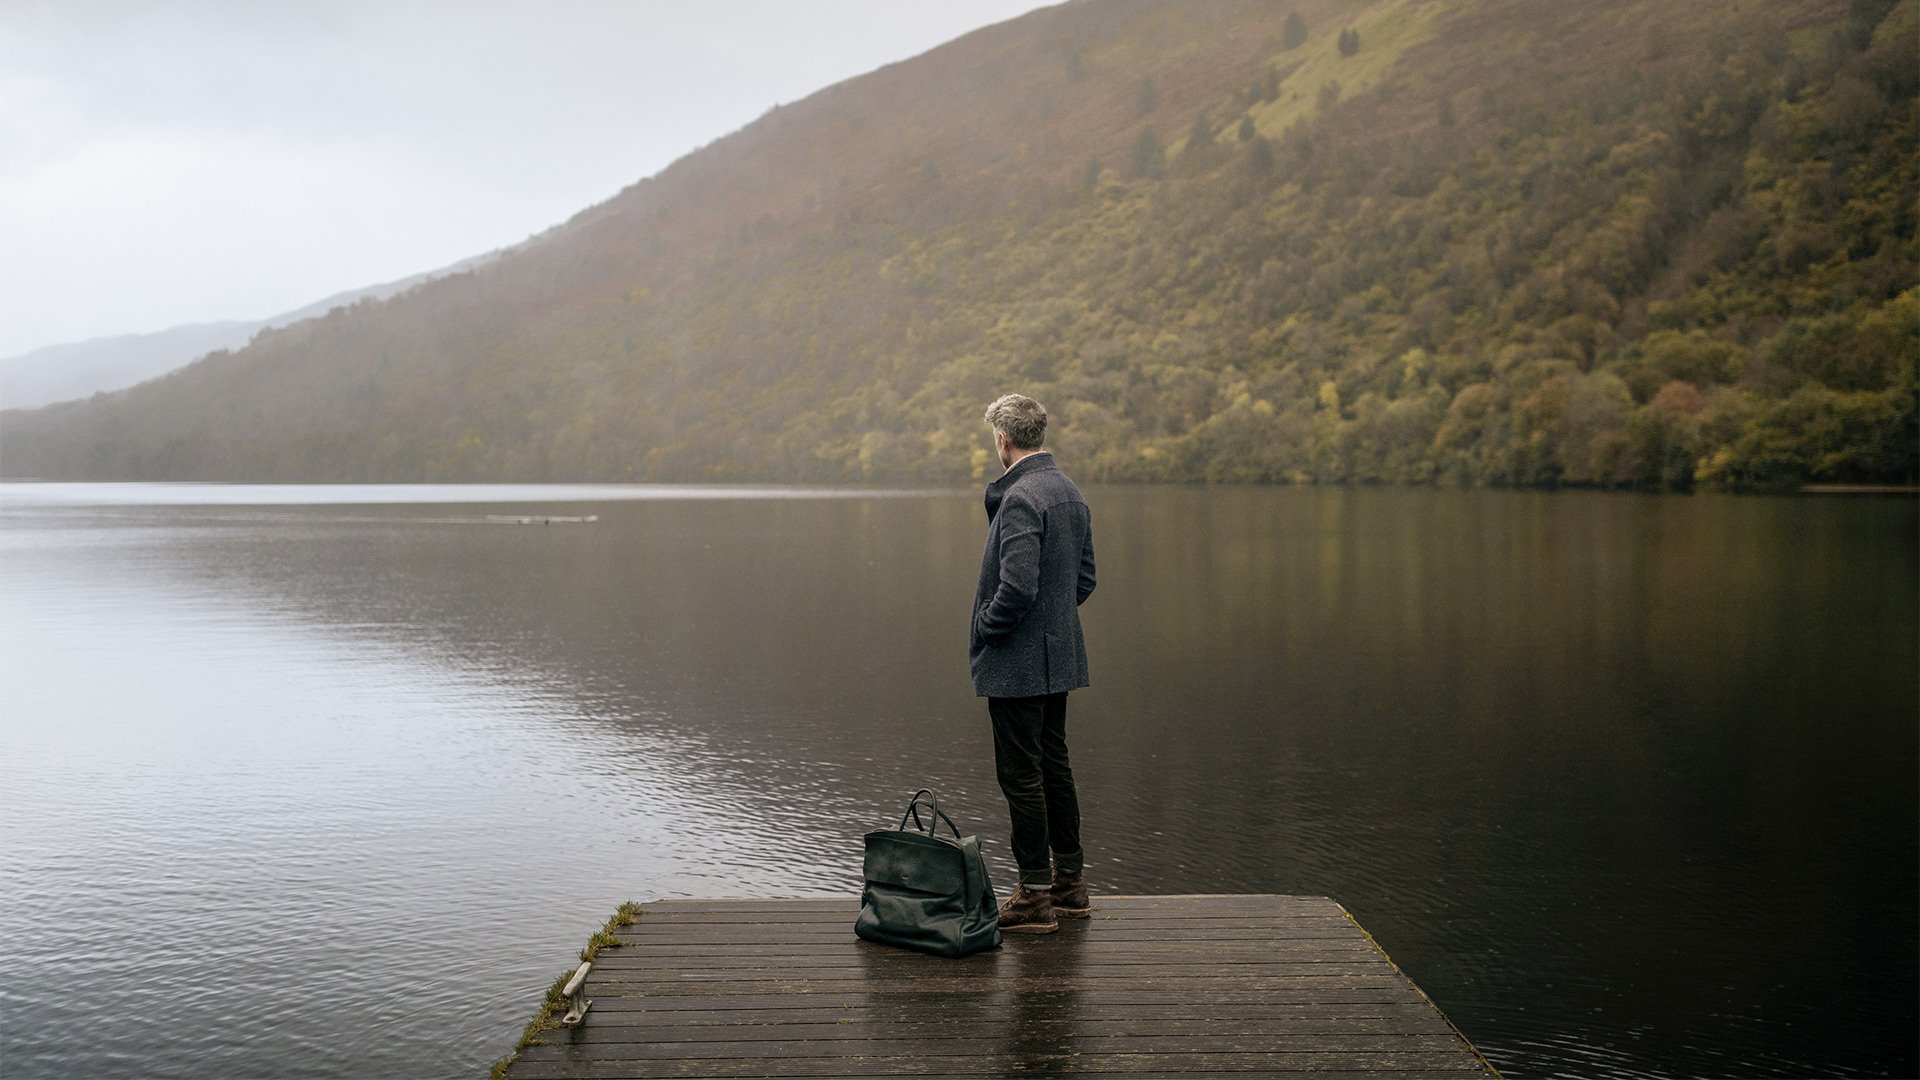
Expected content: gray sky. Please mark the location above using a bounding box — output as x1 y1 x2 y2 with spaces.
0 0 1054 357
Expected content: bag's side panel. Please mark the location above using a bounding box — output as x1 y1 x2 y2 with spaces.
957 837 1004 953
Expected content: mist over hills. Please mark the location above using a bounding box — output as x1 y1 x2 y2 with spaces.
0 255 497 412
0 322 257 413
3 0 1913 490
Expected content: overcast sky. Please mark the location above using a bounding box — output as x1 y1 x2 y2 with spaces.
0 0 1054 358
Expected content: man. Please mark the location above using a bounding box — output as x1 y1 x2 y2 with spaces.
970 393 1096 935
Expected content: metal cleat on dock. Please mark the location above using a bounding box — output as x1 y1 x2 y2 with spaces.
559 961 591 1027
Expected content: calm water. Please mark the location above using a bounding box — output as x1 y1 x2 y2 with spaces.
0 483 1913 1078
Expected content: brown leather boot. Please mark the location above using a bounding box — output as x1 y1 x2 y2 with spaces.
1049 870 1092 918
997 884 1059 934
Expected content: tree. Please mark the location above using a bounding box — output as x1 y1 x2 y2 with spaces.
1437 95 1455 127
1189 113 1214 149
1132 128 1165 177
1083 157 1102 189
1136 76 1159 116
1317 80 1342 112
1239 115 1257 140
1248 135 1274 172
1338 28 1361 56
1283 11 1307 50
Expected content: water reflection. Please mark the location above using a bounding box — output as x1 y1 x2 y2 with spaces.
0 484 1912 1079
1001 983 1075 1076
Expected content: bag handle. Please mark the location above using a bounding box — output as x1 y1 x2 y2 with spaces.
899 788 962 841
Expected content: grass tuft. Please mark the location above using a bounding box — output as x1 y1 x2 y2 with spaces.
487 901 645 1080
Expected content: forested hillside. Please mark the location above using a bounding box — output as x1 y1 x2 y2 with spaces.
3 0 1913 490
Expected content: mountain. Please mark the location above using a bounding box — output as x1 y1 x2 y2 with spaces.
0 322 258 412
0 255 497 411
2 0 1913 491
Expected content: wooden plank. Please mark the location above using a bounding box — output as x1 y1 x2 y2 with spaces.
602 942 1361 957
612 927 1359 944
606 932 1378 948
621 897 1338 922
607 928 1353 946
529 1016 1461 1042
595 941 1384 960
507 1050 1489 1077
624 905 1339 919
623 909 845 920
574 985 1434 1007
1088 895 1340 908
608 935 1370 952
617 916 1351 934
632 894 1337 906
586 964 1396 984
503 1060 1489 1076
588 950 1384 969
553 1003 1454 1029
573 977 1420 997
622 907 1359 926
615 923 1358 940
583 983 1428 1006
573 985 1430 1005
618 914 1367 933
510 1030 1466 1053
594 950 1385 966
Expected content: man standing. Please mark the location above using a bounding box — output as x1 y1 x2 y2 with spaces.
970 393 1096 935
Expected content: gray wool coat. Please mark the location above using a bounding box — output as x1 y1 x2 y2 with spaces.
969 452 1096 698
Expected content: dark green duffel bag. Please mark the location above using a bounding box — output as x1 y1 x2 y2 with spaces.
854 789 1003 957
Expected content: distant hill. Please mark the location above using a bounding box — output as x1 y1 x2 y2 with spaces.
2 0 1913 491
0 322 258 412
0 255 498 411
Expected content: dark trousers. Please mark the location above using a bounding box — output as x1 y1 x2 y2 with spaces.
988 692 1084 888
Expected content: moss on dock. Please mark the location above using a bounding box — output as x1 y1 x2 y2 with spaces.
488 901 643 1080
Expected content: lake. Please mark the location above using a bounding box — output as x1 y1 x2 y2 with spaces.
0 482 1913 1078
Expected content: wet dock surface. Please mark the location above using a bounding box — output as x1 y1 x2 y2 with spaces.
503 894 1497 1078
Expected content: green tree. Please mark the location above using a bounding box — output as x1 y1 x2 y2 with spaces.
1624 380 1706 490
1248 134 1275 172
1132 128 1165 177
1189 113 1214 148
1283 11 1307 49
1136 76 1159 116
1238 115 1257 140
1338 28 1360 56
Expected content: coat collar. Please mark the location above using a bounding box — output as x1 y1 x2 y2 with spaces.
984 451 1055 520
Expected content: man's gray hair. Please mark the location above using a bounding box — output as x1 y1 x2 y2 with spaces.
985 393 1048 450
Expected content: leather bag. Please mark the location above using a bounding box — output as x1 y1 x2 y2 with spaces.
854 789 1003 957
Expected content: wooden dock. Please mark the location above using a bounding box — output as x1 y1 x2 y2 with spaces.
501 895 1498 1078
